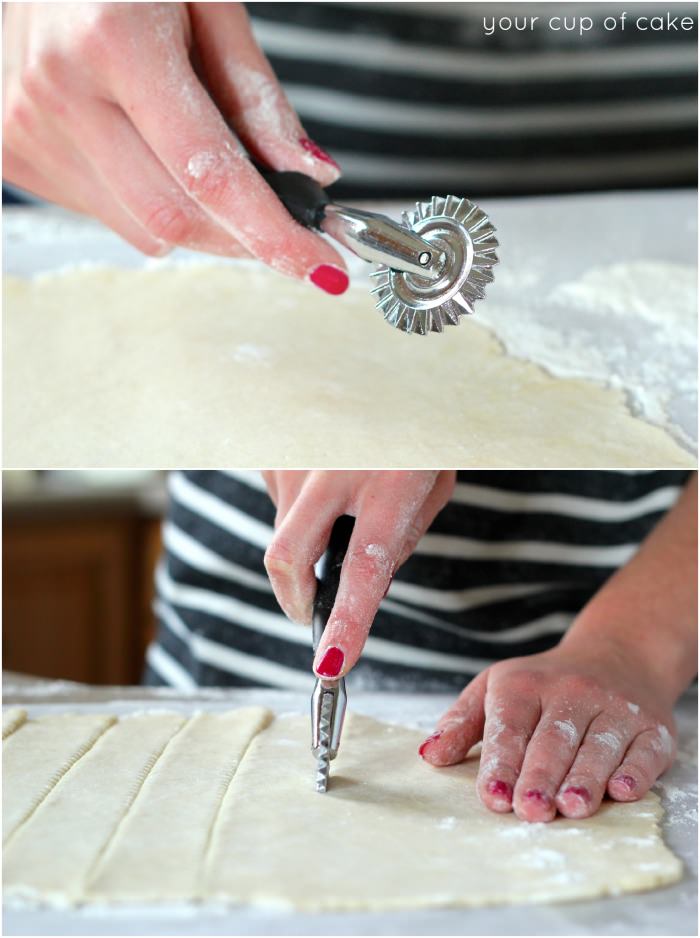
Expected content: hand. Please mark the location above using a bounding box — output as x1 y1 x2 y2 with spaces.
419 639 677 822
262 470 456 677
3 3 348 291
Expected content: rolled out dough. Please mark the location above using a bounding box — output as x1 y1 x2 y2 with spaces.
2 265 694 468
3 712 114 844
2 707 27 739
2 709 682 909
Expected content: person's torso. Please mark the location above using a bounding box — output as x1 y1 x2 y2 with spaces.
146 469 689 692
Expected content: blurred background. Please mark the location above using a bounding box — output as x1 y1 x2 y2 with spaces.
4 2 697 206
3 471 166 685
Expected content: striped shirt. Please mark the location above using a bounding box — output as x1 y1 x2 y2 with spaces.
145 470 690 693
249 1 698 198
3 3 696 208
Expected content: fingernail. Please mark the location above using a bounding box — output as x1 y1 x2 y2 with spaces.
487 779 513 801
561 785 590 803
525 789 550 805
309 264 349 296
612 774 636 792
299 137 340 170
418 731 443 759
316 646 344 678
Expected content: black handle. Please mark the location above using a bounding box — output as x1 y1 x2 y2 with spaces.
313 515 355 625
258 168 330 231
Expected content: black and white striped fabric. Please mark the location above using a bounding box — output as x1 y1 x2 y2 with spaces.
4 3 695 207
249 2 697 198
145 470 689 693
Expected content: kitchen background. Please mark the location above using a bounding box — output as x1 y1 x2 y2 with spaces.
3 471 166 685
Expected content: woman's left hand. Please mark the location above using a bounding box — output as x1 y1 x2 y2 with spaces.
419 637 677 822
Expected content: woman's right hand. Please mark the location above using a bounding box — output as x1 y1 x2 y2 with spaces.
262 471 456 679
2 2 348 293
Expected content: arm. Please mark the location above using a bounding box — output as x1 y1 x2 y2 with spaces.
561 473 697 703
421 474 697 822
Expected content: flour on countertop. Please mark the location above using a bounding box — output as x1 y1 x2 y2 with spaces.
478 261 697 453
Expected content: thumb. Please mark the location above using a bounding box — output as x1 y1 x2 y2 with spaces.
419 670 488 767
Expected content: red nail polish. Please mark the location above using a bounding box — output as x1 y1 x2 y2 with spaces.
487 780 512 800
418 731 442 759
316 646 344 677
563 785 590 802
525 789 549 804
300 137 340 169
310 265 348 295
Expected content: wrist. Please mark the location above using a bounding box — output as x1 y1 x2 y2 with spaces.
560 607 691 708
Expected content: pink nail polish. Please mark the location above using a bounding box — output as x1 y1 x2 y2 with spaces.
525 789 549 805
316 646 344 678
309 264 348 295
487 780 512 801
299 137 340 170
612 774 636 792
563 785 590 802
418 731 443 759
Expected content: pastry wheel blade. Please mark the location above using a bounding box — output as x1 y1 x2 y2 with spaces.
315 692 334 793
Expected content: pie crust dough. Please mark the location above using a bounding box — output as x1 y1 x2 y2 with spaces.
3 713 114 844
3 266 694 468
2 707 27 739
2 709 682 909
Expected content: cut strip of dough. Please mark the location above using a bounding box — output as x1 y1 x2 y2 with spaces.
2 708 27 739
203 713 682 909
86 707 272 901
3 713 115 844
3 713 184 903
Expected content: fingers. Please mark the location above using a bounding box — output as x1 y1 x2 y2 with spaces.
188 3 340 187
554 715 634 819
312 473 440 678
264 473 340 626
261 470 280 514
395 470 455 568
4 141 168 257
113 41 348 287
476 688 541 814
512 707 590 822
269 471 314 527
608 724 676 802
419 670 488 767
75 99 252 257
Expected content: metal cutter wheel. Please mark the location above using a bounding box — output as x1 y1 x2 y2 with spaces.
369 195 499 335
261 171 499 336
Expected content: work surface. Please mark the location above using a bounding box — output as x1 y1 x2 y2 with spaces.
3 190 697 469
3 679 697 936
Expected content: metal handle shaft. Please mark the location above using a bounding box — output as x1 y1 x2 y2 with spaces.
260 169 443 279
320 205 443 280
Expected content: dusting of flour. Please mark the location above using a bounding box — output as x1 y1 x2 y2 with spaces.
477 261 697 453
